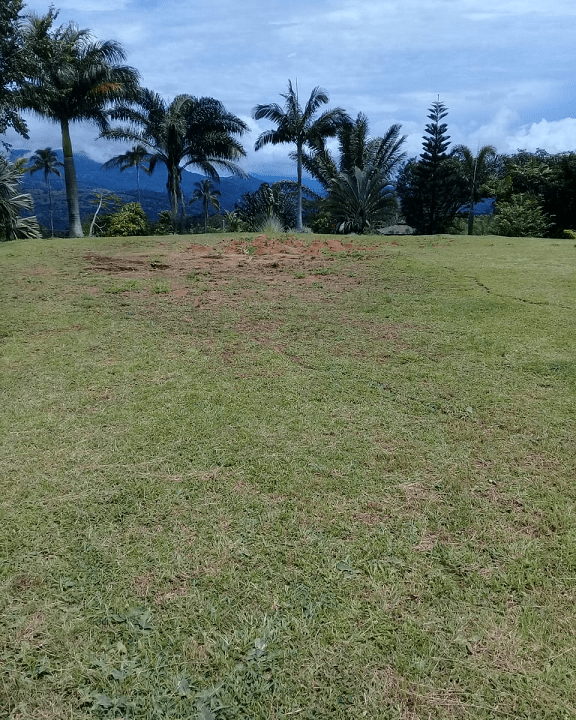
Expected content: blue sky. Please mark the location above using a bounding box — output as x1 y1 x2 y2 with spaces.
6 0 576 176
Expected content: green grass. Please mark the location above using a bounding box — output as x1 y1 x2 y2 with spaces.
1 232 575 719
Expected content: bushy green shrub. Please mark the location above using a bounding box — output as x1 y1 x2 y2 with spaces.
563 229 576 240
101 202 150 237
494 194 550 237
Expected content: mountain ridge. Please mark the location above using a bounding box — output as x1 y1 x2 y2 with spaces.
12 149 324 231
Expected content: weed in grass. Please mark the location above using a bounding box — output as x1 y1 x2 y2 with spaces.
105 280 142 294
151 280 170 294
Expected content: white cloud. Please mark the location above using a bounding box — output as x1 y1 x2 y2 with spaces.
8 0 576 174
504 118 576 154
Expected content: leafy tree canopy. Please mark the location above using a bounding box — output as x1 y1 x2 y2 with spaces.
105 89 247 231
0 0 29 138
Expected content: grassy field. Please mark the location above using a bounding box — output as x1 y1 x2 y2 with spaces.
1 232 575 719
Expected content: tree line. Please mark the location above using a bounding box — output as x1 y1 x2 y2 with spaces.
1 0 575 239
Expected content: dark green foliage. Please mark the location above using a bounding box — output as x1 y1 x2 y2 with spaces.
396 101 468 234
235 181 311 231
452 144 497 235
301 113 406 233
0 155 40 240
302 113 406 192
324 164 398 234
153 209 175 235
491 149 576 238
0 0 29 138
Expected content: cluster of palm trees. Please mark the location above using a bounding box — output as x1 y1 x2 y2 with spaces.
2 6 497 239
2 7 415 238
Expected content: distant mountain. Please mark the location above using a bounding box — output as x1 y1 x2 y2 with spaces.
12 149 321 231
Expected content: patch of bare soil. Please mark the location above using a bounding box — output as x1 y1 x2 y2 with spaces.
83 236 381 309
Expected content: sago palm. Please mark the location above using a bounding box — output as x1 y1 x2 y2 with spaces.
0 156 40 240
325 164 397 234
104 89 247 232
252 80 349 231
18 10 140 237
27 147 63 236
190 179 221 233
102 144 152 205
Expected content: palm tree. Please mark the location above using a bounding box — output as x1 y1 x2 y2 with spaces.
452 144 497 234
17 10 140 237
302 113 406 190
104 89 248 232
0 155 40 240
102 144 151 205
190 179 221 233
252 80 350 231
325 164 397 234
27 147 63 236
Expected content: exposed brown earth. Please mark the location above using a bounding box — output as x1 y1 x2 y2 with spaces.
84 235 383 310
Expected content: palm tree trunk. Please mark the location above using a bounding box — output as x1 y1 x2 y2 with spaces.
47 177 54 237
296 141 303 232
467 194 475 235
136 163 141 205
167 170 178 234
60 118 83 237
178 182 186 233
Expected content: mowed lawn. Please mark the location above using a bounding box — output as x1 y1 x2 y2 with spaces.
1 232 575 719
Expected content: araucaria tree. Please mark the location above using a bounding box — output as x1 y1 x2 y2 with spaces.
396 100 467 234
17 10 140 237
253 80 350 231
27 147 63 236
105 89 248 232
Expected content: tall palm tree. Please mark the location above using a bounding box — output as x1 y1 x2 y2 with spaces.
252 80 350 231
190 179 221 232
17 10 140 237
104 89 248 232
453 144 497 234
102 144 151 205
27 147 63 236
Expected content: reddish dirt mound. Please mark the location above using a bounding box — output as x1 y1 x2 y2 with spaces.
185 235 367 261
83 236 381 310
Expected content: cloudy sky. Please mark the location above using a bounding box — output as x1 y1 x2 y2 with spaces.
6 0 576 176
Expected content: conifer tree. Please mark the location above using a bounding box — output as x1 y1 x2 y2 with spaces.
397 100 467 234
